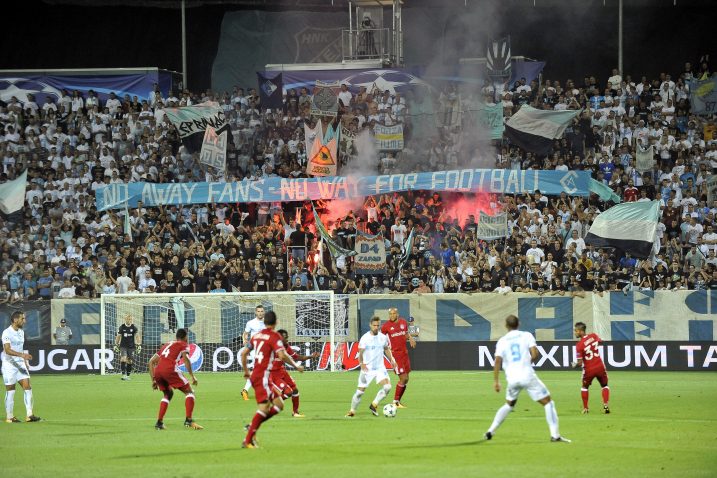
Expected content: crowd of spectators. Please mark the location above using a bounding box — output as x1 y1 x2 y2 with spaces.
1 56 717 305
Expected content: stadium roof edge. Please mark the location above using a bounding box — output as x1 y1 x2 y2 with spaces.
264 60 385 71
0 67 182 75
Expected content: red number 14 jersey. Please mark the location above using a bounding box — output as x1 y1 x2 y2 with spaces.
576 333 606 374
249 328 285 379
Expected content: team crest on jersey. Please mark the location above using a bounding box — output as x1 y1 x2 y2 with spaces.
178 344 204 372
400 324 405 330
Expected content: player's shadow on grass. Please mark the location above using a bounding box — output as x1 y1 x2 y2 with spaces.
114 448 239 459
54 431 119 437
40 421 112 429
401 440 486 449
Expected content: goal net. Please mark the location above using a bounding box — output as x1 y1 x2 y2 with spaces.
100 291 352 374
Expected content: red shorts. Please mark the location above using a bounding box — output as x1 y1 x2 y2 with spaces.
154 368 189 392
270 368 297 395
251 372 282 404
582 368 608 388
393 354 411 375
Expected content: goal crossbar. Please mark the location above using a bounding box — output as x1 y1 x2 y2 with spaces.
100 291 341 374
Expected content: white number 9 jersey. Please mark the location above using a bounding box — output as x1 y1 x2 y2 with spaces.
495 330 537 383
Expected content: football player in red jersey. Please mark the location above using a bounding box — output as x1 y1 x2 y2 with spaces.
148 328 203 430
240 311 304 449
573 322 610 414
271 329 319 418
381 307 416 408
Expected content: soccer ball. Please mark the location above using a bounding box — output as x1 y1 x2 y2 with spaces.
383 403 397 418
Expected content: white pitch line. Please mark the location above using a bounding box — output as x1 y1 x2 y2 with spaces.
44 415 716 424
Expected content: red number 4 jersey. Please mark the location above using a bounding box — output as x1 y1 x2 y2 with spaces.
156 341 190 373
576 332 606 373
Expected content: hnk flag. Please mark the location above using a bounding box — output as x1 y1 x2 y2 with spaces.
257 72 283 110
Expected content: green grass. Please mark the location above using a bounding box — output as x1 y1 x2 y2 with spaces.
4 371 717 477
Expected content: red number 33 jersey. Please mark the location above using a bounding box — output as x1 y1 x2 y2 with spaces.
576 333 606 373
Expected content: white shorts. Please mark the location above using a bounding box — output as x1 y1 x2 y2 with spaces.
505 375 550 402
2 360 30 386
357 369 390 388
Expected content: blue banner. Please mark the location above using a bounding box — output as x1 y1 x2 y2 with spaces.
267 68 431 94
0 71 169 106
96 169 591 210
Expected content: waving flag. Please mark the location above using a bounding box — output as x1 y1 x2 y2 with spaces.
304 119 323 157
635 145 655 172
398 227 415 270
689 77 717 115
163 102 230 153
312 208 356 258
199 126 228 171
505 105 581 156
589 178 621 203
0 169 27 214
257 72 283 110
487 36 511 78
308 122 339 176
584 200 660 258
123 204 132 240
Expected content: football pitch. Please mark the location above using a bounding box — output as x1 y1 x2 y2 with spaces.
5 371 716 478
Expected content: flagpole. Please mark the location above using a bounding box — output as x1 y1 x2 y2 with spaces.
618 0 623 77
181 0 187 90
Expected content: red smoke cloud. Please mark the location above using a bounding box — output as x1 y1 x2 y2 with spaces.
315 197 365 231
440 192 501 227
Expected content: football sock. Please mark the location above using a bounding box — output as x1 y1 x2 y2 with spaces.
581 388 589 409
158 398 170 421
185 393 195 420
394 382 406 402
245 410 266 443
351 390 364 411
243 379 252 391
374 384 391 405
488 403 513 433
23 390 33 416
5 390 15 419
120 362 126 374
126 363 132 376
544 401 560 438
291 392 300 414
245 406 281 444
602 386 610 405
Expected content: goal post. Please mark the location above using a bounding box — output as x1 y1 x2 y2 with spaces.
100 291 351 375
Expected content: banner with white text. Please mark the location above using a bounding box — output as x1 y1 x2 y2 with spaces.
374 124 404 150
162 103 226 139
96 169 592 210
476 211 508 240
353 232 387 275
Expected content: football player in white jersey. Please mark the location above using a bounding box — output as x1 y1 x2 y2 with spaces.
484 315 569 443
346 316 397 417
2 311 41 423
240 305 266 400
